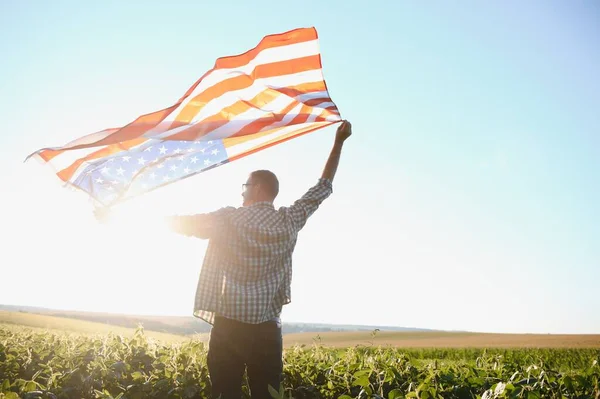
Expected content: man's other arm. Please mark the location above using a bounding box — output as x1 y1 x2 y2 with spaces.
94 206 235 239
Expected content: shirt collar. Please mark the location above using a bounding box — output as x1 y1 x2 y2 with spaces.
248 201 275 209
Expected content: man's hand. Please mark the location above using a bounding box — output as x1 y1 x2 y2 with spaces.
335 120 352 143
321 120 352 182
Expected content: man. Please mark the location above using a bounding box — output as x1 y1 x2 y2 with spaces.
98 120 352 398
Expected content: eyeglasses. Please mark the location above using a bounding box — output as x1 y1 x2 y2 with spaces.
242 183 256 191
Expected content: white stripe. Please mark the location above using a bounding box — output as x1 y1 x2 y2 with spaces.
325 112 341 122
311 101 336 110
259 69 324 90
225 122 332 157
306 104 325 123
61 129 117 149
295 91 329 103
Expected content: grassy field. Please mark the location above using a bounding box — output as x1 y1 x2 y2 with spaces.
2 310 600 350
0 311 196 343
1 324 599 398
284 330 600 348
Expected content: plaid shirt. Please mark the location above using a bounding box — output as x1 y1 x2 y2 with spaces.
168 178 333 325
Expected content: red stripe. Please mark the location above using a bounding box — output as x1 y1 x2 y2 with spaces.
227 121 342 163
56 138 147 182
214 27 317 70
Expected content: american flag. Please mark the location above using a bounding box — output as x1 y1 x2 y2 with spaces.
26 27 341 207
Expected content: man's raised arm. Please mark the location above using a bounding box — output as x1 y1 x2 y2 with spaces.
321 120 352 182
286 120 352 230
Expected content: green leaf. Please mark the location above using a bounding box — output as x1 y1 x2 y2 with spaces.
388 389 404 399
327 381 334 390
352 375 370 388
353 369 372 378
3 393 20 399
131 371 143 380
23 381 38 392
338 396 353 399
268 385 281 399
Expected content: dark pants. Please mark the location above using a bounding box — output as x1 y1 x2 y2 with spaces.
207 315 283 399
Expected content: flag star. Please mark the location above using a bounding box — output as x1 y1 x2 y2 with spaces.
194 140 201 145
178 155 185 161
159 145 167 154
157 163 164 169
107 186 114 191
211 149 219 155
190 156 199 164
173 148 182 154
117 167 125 176
163 175 170 182
183 167 191 174
200 148 206 153
208 141 213 144
150 172 157 180
111 180 119 185
187 148 195 153
108 158 115 163
86 170 93 175
95 177 104 184
101 166 110 174
138 157 146 165
170 165 178 171
122 156 131 162
204 159 211 165
144 146 153 152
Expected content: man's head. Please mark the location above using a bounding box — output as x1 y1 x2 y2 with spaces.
242 170 279 207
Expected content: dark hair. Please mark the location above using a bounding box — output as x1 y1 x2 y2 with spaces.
250 170 279 199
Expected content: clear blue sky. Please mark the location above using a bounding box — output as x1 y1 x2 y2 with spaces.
1 0 598 333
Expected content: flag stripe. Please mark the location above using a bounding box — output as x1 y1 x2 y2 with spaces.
35 128 121 162
57 138 148 182
225 121 339 162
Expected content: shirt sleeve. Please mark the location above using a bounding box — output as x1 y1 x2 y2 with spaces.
284 178 333 231
166 207 236 239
